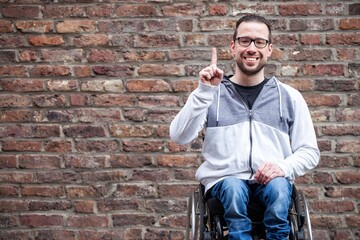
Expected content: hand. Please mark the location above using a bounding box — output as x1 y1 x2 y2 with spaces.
199 48 224 86
254 162 285 185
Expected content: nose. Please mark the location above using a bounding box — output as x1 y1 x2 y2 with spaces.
246 42 257 52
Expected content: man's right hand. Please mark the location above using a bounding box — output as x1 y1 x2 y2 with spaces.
199 48 224 86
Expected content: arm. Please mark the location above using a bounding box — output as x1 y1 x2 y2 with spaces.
170 48 224 145
169 83 218 144
255 91 320 184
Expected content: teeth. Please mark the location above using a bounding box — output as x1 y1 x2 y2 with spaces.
246 57 257 61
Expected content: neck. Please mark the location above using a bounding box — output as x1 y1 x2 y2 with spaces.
231 69 265 86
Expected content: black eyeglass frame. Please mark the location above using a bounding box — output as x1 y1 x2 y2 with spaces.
235 37 270 49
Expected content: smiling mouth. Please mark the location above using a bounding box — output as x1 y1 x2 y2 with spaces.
244 57 259 61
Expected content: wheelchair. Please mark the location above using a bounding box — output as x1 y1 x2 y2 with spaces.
186 183 313 240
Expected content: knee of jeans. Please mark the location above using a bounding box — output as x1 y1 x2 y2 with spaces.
218 177 248 199
267 178 291 202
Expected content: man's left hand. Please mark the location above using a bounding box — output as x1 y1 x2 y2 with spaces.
254 162 285 185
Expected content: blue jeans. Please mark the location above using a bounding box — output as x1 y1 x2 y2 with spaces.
210 177 292 240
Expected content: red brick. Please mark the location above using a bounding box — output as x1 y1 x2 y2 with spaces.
20 214 63 227
279 3 321 16
0 35 26 47
86 4 113 17
126 79 169 92
30 65 70 77
22 185 63 197
115 4 158 17
74 200 95 213
87 49 118 63
72 34 109 47
18 155 61 169
339 18 360 30
208 3 228 16
0 19 13 32
44 5 84 18
15 20 53 33
2 5 40 18
156 154 199 167
162 3 205 17
0 185 19 197
336 171 360 184
303 64 344 76
56 20 96 33
300 34 322 45
2 79 45 92
326 33 360 45
28 35 65 46
0 65 27 77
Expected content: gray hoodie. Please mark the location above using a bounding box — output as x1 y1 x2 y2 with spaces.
170 76 320 193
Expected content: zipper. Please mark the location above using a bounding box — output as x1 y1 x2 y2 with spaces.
248 109 254 179
231 89 255 179
230 81 267 180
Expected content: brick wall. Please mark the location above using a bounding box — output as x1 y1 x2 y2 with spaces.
0 1 359 239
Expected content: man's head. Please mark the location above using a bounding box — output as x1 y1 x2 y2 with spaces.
231 14 273 79
233 14 272 44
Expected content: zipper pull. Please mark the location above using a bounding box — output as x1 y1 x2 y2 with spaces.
249 109 252 118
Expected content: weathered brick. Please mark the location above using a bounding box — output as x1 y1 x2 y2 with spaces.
336 171 360 184
162 3 205 17
156 154 198 167
28 35 65 46
56 20 96 33
231 3 275 16
349 3 360 15
339 18 360 30
18 155 61 169
2 5 41 18
113 183 157 198
115 4 158 17
20 214 63 227
30 65 70 77
144 228 184 240
0 185 19 197
87 49 118 63
278 3 321 16
208 3 229 16
123 50 166 62
126 79 169 92
86 4 113 18
2 79 45 92
138 64 182 76
326 33 360 45
311 200 355 213
0 19 13 32
67 215 108 227
289 19 334 31
63 125 106 138
44 5 84 18
97 199 140 212
75 140 119 152
15 20 53 33
22 185 63 197
71 34 109 47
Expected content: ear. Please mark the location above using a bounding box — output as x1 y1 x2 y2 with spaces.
230 40 236 57
267 43 273 57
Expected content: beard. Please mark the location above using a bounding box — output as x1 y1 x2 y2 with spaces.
235 57 267 76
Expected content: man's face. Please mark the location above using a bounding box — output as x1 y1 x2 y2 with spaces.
231 21 273 76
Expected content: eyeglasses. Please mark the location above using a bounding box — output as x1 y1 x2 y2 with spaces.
235 37 269 49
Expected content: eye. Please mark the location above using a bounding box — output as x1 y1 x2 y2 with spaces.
239 38 251 45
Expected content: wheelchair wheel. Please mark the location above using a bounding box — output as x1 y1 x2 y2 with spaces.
186 191 199 240
214 215 224 240
298 191 313 240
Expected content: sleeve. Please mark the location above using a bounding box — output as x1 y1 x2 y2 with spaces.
169 82 219 145
276 91 320 180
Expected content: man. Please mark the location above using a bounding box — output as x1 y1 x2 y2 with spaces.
170 14 320 240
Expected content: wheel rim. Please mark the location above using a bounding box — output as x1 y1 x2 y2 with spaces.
301 192 313 240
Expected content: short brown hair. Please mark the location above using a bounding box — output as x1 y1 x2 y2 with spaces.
233 14 272 43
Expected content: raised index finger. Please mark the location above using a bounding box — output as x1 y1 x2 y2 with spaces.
211 47 217 65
